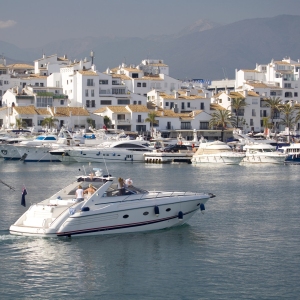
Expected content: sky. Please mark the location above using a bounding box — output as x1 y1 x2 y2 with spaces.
0 0 300 48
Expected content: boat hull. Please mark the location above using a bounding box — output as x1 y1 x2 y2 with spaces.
191 153 245 165
10 198 208 237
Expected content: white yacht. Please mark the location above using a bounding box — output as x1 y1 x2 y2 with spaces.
0 136 32 160
10 168 214 237
57 139 154 163
242 143 287 164
14 129 85 162
279 143 300 163
191 140 245 165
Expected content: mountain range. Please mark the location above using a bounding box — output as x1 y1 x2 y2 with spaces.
1 15 300 80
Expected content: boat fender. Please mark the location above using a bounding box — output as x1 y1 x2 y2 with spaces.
200 203 205 213
154 205 159 216
178 211 183 220
81 207 90 212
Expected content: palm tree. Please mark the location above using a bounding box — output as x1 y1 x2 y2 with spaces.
209 109 236 142
231 97 248 129
279 103 297 142
41 116 59 129
15 118 27 130
261 116 271 135
265 96 282 132
145 111 158 138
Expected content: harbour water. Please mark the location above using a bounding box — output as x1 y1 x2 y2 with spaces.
0 160 300 299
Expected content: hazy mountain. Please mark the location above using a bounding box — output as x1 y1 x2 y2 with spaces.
1 15 300 80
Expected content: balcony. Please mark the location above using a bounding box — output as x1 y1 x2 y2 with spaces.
116 119 131 124
166 126 173 130
136 119 144 123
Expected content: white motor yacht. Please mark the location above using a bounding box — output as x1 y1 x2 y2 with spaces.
15 129 84 162
278 143 300 163
0 136 33 160
242 143 287 164
58 139 154 163
191 140 245 165
10 168 214 237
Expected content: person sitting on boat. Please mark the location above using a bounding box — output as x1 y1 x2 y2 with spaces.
84 184 96 197
118 177 125 195
125 178 133 187
75 185 84 201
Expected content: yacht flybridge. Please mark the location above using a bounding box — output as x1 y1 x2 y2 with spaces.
10 168 214 237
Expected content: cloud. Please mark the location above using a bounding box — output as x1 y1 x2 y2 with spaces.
0 20 17 29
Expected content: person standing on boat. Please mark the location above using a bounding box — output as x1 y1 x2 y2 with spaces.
76 185 84 201
118 177 125 195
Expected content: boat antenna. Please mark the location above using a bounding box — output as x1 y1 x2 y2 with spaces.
82 165 87 176
101 152 110 177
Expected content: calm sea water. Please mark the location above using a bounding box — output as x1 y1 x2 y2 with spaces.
0 160 300 300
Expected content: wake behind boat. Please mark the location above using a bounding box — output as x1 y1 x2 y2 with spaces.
10 168 214 237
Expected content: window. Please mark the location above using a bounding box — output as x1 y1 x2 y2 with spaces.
132 73 138 78
170 102 174 109
133 101 137 105
112 88 125 94
40 83 44 87
252 109 256 117
85 89 89 97
142 83 146 87
87 79 94 86
138 101 141 105
181 122 191 130
60 100 64 105
136 125 146 131
187 102 190 108
91 100 95 107
165 102 169 106
200 122 209 129
36 97 53 107
137 115 142 122
284 83 291 88
294 92 298 97
91 90 94 97
181 102 185 109
86 100 90 107
100 100 111 105
200 103 204 110
117 114 125 120
99 80 108 84
270 91 276 96
285 92 292 97
250 119 253 126
117 99 130 105
137 82 141 87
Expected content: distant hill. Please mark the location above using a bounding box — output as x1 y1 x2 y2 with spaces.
1 15 300 80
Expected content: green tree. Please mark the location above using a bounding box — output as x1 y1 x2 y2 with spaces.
231 97 248 129
86 117 95 129
103 116 111 128
41 117 59 129
145 111 158 137
15 118 27 130
265 96 282 132
209 109 236 142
